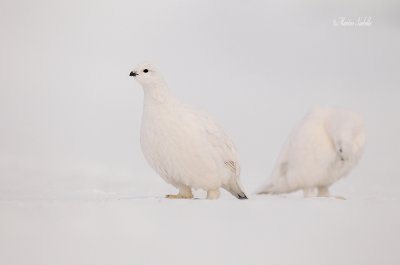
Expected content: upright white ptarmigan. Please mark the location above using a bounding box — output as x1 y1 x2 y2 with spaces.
258 107 365 199
129 63 247 200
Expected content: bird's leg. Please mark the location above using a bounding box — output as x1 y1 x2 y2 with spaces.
317 186 330 197
317 186 346 200
303 187 315 198
206 189 220 200
166 185 193 199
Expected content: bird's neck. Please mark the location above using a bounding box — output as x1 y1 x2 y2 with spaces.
142 81 172 104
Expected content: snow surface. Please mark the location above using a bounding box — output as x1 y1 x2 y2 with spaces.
1 184 399 265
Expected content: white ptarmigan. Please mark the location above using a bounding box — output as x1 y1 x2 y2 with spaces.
129 63 247 200
258 107 365 199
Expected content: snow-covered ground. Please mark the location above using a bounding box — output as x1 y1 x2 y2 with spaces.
1 183 399 265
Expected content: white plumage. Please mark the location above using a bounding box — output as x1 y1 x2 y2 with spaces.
129 63 247 200
258 107 365 198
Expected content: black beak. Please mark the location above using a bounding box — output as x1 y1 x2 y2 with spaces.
129 71 137 77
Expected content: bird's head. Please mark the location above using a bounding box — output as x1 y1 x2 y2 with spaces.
129 63 165 88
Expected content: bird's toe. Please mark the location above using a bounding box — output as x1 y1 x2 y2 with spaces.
165 194 193 199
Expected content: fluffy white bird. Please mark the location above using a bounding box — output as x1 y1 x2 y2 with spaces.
258 107 365 198
129 63 247 200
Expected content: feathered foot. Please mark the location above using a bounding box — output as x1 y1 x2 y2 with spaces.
166 186 193 199
206 189 220 200
165 194 194 199
317 186 346 200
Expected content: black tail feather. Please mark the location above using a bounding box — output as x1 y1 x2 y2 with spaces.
223 179 248 200
237 193 248 200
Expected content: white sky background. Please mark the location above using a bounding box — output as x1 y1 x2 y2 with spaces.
0 0 399 197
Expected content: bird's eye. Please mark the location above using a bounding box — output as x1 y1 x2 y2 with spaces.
143 69 148 73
